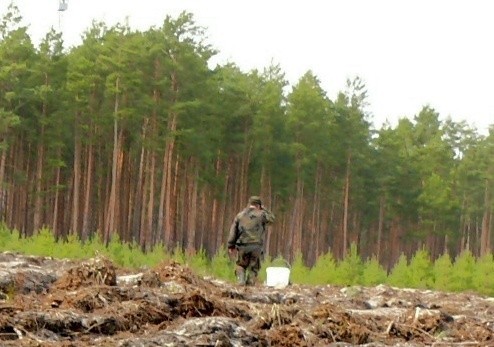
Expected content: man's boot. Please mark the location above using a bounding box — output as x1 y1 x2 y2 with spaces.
236 267 246 285
246 271 258 286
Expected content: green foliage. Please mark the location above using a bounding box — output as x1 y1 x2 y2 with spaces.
106 234 126 266
335 243 363 286
29 228 57 257
3 224 494 297
432 252 453 291
407 248 433 289
209 246 235 282
0 227 24 252
171 244 186 265
186 248 209 276
142 244 169 268
308 251 337 285
449 250 475 292
290 251 310 284
387 253 410 287
82 234 106 258
57 234 86 259
472 254 494 296
259 254 274 283
361 256 387 286
0 224 12 249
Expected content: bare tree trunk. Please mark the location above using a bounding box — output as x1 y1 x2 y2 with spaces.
480 179 491 256
377 195 385 261
71 111 82 235
145 151 156 251
0 146 7 219
81 139 93 242
161 115 177 247
261 166 274 256
51 149 62 238
309 163 321 264
187 158 198 252
172 152 180 245
342 152 352 257
210 151 221 249
105 77 120 244
239 140 252 206
290 173 304 259
140 149 149 250
33 127 44 234
217 160 231 250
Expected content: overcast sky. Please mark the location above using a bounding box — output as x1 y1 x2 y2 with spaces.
3 0 493 134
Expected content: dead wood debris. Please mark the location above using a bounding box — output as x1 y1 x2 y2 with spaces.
0 252 493 346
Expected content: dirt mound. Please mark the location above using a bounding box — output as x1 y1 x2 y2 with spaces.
0 252 493 346
53 255 117 290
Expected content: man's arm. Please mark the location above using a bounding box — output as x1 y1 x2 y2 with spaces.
227 216 239 249
261 207 275 225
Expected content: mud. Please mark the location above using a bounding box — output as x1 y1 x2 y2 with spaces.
0 251 493 346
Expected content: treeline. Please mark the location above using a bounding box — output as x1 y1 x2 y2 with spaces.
0 4 493 269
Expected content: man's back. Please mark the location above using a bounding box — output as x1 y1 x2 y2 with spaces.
228 206 274 247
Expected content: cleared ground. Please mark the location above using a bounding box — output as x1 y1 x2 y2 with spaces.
0 251 493 346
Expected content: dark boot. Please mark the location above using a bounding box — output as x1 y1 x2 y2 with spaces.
246 271 258 286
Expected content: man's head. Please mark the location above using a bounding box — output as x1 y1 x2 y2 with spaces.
249 196 262 208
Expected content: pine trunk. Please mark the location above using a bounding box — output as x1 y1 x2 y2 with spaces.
51 149 62 238
81 139 93 241
145 151 156 251
342 152 352 257
187 158 198 252
377 195 385 261
480 179 491 256
72 111 82 235
105 77 120 244
33 129 44 234
0 147 6 220
140 149 150 250
161 69 179 247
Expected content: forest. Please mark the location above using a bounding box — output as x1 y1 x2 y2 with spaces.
1 3 493 270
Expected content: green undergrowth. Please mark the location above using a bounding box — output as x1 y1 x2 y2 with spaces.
1 224 493 296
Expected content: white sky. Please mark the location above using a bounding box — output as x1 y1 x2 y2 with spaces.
3 0 494 134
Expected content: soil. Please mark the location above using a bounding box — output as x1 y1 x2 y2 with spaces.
0 251 493 346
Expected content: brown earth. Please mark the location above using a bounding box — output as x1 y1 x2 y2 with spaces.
0 251 493 346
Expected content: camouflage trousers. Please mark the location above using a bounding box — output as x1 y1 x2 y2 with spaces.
235 244 263 285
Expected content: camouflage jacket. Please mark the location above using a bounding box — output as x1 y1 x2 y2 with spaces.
227 206 275 248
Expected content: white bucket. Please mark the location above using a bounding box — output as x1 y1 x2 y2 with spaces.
266 267 290 287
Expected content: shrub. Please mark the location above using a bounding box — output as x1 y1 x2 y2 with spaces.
472 253 494 296
449 249 475 292
362 256 387 286
387 253 410 287
0 225 23 252
432 252 453 292
209 246 235 281
259 254 275 283
335 243 363 286
308 251 337 285
29 228 57 257
186 248 209 276
143 244 169 268
290 251 310 284
171 243 186 264
107 234 126 266
408 248 433 288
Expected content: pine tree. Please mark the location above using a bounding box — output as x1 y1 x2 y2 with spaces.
387 253 410 288
432 252 453 292
362 256 387 286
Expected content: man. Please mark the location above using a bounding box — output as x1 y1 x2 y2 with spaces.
227 196 275 285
